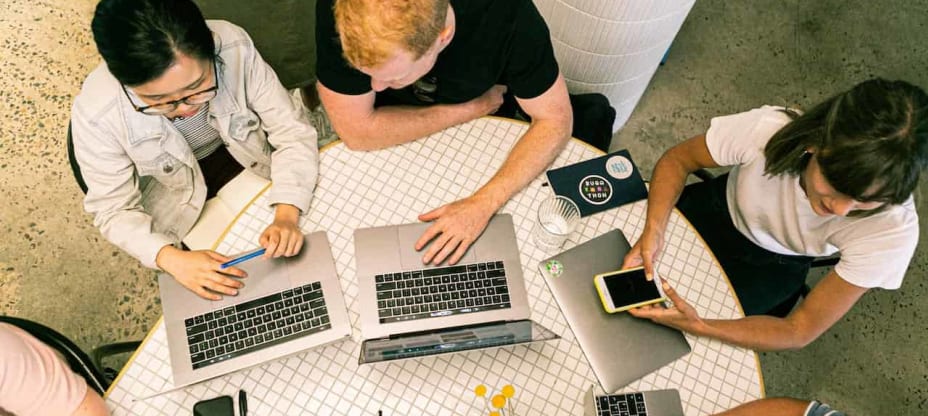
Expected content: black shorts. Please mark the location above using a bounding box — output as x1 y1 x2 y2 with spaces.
676 173 813 316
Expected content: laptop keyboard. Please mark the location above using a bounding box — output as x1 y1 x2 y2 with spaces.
596 392 648 416
375 261 512 323
184 282 330 370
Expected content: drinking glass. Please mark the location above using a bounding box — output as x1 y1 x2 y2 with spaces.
532 196 580 250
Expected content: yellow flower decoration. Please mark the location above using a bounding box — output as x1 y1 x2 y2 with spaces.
474 384 487 397
488 412 500 416
491 394 506 409
501 384 515 398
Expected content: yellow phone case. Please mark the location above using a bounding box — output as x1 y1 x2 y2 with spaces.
593 267 665 313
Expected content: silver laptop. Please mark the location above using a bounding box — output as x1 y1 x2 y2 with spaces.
354 214 558 363
583 386 685 416
539 229 691 392
159 232 351 388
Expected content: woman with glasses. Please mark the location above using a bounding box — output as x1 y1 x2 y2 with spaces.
622 79 927 351
71 0 319 300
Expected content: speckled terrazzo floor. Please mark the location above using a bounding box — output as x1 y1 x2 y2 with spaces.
0 0 925 414
0 0 160 349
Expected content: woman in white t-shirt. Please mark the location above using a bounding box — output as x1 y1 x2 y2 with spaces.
623 79 927 350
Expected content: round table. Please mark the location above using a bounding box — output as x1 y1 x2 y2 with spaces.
105 117 763 415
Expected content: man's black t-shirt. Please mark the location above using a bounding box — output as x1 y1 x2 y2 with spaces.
315 0 560 106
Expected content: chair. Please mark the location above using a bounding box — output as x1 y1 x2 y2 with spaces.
0 316 140 395
67 122 88 194
689 169 839 317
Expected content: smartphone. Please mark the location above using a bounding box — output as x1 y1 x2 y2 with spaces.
593 267 665 313
193 395 234 416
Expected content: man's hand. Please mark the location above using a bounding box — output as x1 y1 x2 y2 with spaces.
622 226 665 280
416 194 497 265
156 245 246 300
469 85 507 117
260 204 304 258
628 280 705 334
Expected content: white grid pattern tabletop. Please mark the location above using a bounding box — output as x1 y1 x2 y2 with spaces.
105 117 762 415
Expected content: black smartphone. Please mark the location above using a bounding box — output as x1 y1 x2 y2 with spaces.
193 395 234 416
593 267 665 313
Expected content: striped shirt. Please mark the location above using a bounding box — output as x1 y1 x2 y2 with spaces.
172 103 223 160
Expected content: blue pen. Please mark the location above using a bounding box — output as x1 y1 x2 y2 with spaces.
220 248 266 269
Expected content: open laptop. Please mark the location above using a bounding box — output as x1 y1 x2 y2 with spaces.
159 231 351 388
539 229 691 392
354 214 558 364
583 386 685 416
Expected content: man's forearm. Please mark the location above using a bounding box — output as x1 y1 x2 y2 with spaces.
342 103 481 151
475 117 571 209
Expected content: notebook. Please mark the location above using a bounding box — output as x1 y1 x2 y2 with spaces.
545 149 648 217
183 170 269 250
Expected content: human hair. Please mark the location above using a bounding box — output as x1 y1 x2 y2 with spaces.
91 0 215 86
334 0 450 69
764 78 928 210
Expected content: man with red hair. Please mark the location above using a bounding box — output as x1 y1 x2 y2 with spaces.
316 0 573 266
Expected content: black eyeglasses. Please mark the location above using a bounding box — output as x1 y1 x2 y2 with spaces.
122 61 219 116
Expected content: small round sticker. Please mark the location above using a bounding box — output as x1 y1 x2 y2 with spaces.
578 175 613 205
606 155 634 180
545 260 564 277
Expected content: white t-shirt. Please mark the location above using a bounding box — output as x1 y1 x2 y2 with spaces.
0 323 88 416
705 106 919 290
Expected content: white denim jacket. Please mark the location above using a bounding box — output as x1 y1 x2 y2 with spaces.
71 21 318 269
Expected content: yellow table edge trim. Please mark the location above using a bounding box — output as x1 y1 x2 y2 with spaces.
671 208 766 397
103 116 764 400
103 315 164 398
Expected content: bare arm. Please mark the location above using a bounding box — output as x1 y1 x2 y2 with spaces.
417 74 573 265
317 81 505 151
472 74 573 214
713 397 810 416
632 270 867 351
72 388 109 416
622 134 720 276
699 270 866 350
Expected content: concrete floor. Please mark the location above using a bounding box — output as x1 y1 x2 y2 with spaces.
0 0 924 414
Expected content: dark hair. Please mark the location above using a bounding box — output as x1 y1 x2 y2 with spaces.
91 0 215 86
765 78 928 210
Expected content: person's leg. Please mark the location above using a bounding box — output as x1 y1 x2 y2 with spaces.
494 92 616 152
676 174 812 315
197 146 245 199
567 93 615 151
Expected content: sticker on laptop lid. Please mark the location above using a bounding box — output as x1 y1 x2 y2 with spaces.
606 155 634 180
579 175 613 206
544 260 564 277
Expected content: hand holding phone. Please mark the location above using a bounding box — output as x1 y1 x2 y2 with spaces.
594 267 665 313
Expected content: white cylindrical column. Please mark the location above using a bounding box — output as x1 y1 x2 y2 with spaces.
534 0 696 131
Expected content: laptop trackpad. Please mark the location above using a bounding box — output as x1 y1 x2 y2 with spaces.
397 222 477 269
212 256 292 308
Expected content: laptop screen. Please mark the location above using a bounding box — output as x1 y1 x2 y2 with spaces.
359 320 557 364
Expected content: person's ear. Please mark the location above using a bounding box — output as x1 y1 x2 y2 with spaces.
438 24 454 43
